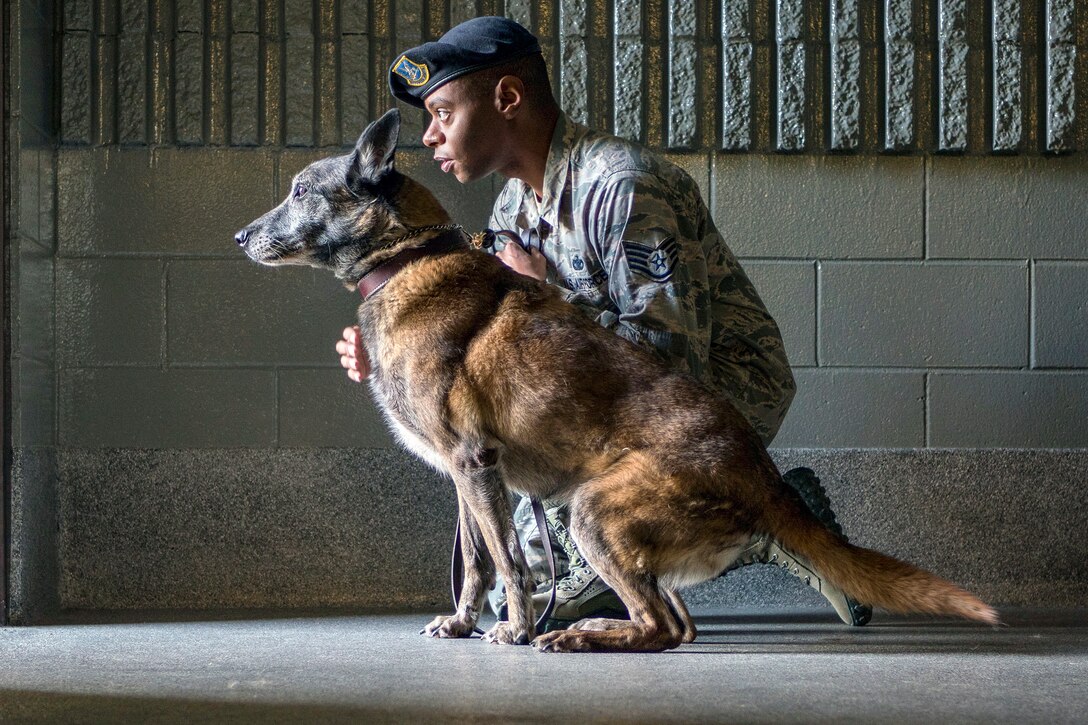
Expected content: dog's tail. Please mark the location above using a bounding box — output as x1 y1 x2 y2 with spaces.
763 490 1000 626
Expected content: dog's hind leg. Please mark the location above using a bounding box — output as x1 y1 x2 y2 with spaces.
565 589 695 643
533 460 688 653
533 561 682 653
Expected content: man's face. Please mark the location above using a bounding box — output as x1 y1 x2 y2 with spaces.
422 77 507 184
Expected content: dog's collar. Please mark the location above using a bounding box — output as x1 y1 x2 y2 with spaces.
357 225 466 299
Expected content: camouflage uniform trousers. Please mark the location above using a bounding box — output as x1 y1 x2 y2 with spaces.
510 496 571 589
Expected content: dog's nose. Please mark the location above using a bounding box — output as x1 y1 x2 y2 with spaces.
235 228 250 246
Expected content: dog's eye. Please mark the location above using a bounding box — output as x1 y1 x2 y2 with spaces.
293 183 308 200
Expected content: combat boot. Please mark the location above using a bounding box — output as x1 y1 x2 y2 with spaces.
530 511 627 632
725 467 872 626
487 504 626 630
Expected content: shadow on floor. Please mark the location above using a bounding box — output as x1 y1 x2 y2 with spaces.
0 690 510 725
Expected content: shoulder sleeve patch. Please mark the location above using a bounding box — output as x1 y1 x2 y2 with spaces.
622 237 679 282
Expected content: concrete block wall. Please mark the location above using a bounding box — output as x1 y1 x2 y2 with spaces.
8 0 60 623
51 146 497 449
6 0 1088 619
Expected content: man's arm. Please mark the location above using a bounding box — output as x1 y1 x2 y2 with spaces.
585 170 711 378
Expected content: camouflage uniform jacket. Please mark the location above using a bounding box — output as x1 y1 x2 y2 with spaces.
488 114 795 444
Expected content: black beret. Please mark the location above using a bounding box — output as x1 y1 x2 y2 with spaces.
389 16 542 108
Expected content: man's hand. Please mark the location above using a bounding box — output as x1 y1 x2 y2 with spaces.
336 326 370 382
496 242 547 281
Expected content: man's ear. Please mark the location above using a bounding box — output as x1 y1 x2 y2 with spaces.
495 75 524 118
348 108 400 192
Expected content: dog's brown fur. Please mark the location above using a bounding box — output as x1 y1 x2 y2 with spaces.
238 110 999 652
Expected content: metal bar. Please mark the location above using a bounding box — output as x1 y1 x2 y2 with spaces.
884 0 914 150
560 0 589 124
720 0 751 150
118 0 147 143
450 0 477 27
667 0 697 148
285 0 315 145
149 0 174 145
261 0 284 145
174 0 204 145
506 0 532 29
614 0 643 141
393 0 425 143
370 0 391 121
1 0 8 626
1045 0 1076 151
937 0 968 150
341 0 369 140
231 33 259 145
208 0 229 145
830 0 860 150
775 0 805 151
93 0 118 145
991 0 1021 151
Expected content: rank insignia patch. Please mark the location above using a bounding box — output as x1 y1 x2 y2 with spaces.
393 55 430 86
623 237 679 282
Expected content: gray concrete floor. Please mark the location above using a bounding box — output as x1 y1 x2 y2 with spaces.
2 608 1085 724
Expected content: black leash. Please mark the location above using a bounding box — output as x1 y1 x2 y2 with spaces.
451 497 558 637
530 498 559 628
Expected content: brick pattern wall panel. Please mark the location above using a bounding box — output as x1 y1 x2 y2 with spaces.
819 262 1028 367
40 1 1088 457
16 240 55 365
56 259 164 366
58 449 454 609
167 261 358 365
59 368 278 447
14 244 56 448
770 370 925 448
57 148 277 256
278 369 397 447
13 0 1088 624
11 0 59 453
1033 262 1088 369
14 358 56 448
742 262 815 367
928 155 1088 260
394 149 504 233
712 155 924 259
929 372 1088 448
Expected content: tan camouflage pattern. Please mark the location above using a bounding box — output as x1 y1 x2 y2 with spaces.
489 114 796 444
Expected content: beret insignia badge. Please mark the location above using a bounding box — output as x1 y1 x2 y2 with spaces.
393 55 429 87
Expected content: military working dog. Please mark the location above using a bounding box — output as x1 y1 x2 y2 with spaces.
236 109 999 652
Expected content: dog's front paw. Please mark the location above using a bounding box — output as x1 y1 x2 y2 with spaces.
482 621 532 645
531 630 592 653
420 613 475 639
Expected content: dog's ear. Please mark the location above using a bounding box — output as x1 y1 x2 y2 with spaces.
348 108 400 193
